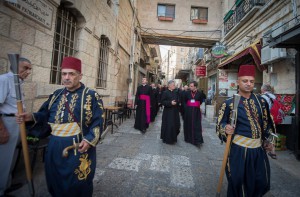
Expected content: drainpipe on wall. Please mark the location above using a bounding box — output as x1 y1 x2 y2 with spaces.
291 0 299 25
128 0 137 106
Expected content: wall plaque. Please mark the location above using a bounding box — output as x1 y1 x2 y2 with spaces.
6 0 54 29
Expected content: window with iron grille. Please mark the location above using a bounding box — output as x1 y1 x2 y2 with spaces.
191 7 208 21
50 6 77 85
157 4 175 18
96 36 110 88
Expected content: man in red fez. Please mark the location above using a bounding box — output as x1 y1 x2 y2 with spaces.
16 57 104 197
61 56 83 92
216 65 276 196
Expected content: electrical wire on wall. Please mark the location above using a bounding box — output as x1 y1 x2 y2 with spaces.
114 55 122 76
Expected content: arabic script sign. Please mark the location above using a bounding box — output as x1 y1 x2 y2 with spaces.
196 66 206 77
6 0 54 29
211 42 227 58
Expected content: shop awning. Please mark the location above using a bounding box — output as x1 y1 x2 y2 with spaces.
218 40 265 71
175 69 191 79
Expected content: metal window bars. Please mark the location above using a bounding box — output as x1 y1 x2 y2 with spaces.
50 7 77 84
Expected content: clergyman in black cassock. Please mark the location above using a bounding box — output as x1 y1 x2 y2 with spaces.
183 81 206 147
150 83 158 122
160 80 180 144
134 77 152 133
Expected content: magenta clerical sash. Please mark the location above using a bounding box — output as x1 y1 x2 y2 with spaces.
187 100 201 107
140 94 151 124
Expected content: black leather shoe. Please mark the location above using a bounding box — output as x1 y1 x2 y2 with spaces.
5 183 23 194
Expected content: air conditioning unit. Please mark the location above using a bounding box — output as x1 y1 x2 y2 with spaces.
271 47 287 60
261 46 271 65
261 46 287 65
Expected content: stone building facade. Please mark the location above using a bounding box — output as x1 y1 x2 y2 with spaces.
210 0 299 156
0 0 158 111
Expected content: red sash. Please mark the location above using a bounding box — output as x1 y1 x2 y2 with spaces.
139 94 150 124
187 100 201 107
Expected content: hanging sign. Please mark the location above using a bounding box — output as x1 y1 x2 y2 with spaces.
196 66 206 77
212 42 227 58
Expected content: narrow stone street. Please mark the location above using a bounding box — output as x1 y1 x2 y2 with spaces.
12 111 300 197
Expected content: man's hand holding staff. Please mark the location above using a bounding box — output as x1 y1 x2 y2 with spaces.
216 94 241 197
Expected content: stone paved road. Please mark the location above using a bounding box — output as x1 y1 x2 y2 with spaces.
11 111 300 197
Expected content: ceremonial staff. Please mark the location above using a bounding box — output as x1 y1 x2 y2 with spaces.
216 93 241 197
8 53 35 197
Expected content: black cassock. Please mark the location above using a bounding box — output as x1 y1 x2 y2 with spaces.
179 90 187 117
134 84 152 132
150 88 159 122
183 90 206 146
160 89 180 144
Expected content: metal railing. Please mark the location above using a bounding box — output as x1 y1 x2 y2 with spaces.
224 0 267 35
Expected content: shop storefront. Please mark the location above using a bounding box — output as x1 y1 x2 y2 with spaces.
268 21 300 159
215 40 264 113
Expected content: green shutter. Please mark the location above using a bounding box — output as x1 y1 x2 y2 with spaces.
235 0 244 7
223 10 234 22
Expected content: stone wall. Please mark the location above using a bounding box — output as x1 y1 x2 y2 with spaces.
0 0 140 111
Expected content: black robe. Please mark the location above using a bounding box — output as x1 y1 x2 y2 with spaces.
134 84 152 132
183 90 206 146
157 87 163 108
150 88 158 122
160 89 180 144
179 90 187 117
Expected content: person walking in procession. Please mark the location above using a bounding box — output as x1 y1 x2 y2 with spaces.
16 57 104 197
160 80 180 144
261 83 278 159
216 65 276 197
183 81 206 147
0 57 32 197
150 83 158 122
134 77 152 133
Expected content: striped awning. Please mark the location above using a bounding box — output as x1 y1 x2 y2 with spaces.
218 40 265 71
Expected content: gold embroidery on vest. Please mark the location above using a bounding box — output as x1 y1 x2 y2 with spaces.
55 94 66 124
90 126 100 146
68 93 78 122
216 102 228 138
74 153 91 180
243 99 257 138
84 95 92 127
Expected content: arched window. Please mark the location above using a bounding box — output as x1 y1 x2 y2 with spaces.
50 6 77 84
96 36 110 88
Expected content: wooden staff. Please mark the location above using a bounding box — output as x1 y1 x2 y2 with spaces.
8 53 35 196
216 94 241 197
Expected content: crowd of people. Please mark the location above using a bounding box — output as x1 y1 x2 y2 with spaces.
0 57 277 197
134 77 206 147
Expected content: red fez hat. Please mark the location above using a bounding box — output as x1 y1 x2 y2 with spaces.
61 57 81 73
238 65 256 77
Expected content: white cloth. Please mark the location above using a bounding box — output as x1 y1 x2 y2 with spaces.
0 72 25 114
261 92 276 110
